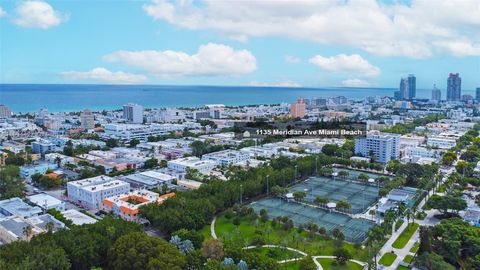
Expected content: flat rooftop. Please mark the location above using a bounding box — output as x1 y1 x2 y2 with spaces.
0 197 42 218
27 194 63 208
61 209 97 225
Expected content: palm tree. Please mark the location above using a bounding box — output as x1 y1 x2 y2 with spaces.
396 202 407 217
54 156 62 168
338 171 349 180
22 225 33 239
46 221 55 233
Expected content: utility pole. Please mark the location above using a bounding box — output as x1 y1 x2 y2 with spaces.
295 165 298 182
315 157 318 175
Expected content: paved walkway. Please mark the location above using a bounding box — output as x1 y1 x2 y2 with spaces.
210 215 218 239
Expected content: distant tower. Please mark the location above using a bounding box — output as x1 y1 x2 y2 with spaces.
0 105 12 118
399 78 409 100
123 103 144 124
407 74 416 100
431 85 441 102
447 73 461 101
476 87 480 102
80 109 95 130
290 98 306 118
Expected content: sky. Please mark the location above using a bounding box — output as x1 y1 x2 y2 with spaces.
0 0 479 89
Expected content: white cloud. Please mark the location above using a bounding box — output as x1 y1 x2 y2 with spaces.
103 43 256 77
0 7 6 17
284 55 301 64
309 54 380 77
341 79 371 87
142 0 480 58
13 1 67 29
61 68 147 84
434 40 480 57
249 81 302 87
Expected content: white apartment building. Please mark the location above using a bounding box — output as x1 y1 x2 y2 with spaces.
45 153 75 166
67 175 130 210
168 157 217 174
427 136 457 149
123 103 144 124
354 132 400 163
27 194 66 212
103 123 200 142
202 150 250 166
403 146 443 162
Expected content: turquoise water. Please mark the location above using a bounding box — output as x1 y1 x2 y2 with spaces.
0 84 436 113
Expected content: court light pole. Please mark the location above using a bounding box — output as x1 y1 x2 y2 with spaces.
295 165 298 182
315 157 318 175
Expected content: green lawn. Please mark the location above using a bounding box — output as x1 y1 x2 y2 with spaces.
392 223 419 249
208 215 369 261
316 258 363 270
410 242 420 253
403 254 414 264
379 253 397 266
278 261 301 270
199 221 212 240
396 265 410 270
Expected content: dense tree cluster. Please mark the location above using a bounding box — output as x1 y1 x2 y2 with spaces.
0 165 25 199
0 217 159 270
418 218 480 269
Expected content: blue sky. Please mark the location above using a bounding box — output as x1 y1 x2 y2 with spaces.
0 0 479 89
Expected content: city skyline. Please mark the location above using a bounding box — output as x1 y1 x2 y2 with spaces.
0 0 479 89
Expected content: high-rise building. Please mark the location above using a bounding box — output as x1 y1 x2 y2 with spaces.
0 105 12 118
476 87 480 102
447 73 461 101
407 74 416 100
290 98 306 118
123 103 144 124
399 78 408 100
431 85 441 102
396 75 416 100
80 109 95 130
354 131 400 163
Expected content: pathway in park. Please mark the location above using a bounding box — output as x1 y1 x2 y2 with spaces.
377 165 455 269
210 215 218 239
212 220 367 270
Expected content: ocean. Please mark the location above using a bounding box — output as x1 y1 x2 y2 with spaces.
0 84 459 113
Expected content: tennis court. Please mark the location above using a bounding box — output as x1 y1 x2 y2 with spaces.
251 197 374 242
290 176 379 214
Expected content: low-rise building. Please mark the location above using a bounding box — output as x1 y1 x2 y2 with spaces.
0 197 42 219
101 191 174 222
427 136 457 149
121 171 175 189
202 149 250 166
27 194 66 212
61 209 97 225
168 157 217 174
67 176 130 210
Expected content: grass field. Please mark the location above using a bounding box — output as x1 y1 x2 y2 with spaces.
207 215 370 261
396 266 409 270
403 254 414 264
409 242 420 253
392 223 419 249
316 258 363 270
379 253 397 266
